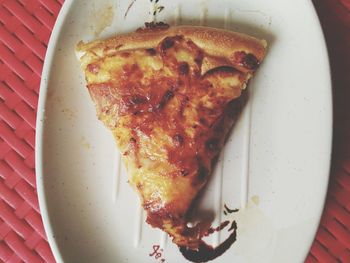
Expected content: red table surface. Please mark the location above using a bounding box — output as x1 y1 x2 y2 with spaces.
0 0 349 262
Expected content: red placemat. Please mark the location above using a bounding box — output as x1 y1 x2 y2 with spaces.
0 0 349 262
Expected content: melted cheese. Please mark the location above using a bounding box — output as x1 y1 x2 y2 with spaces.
80 34 251 249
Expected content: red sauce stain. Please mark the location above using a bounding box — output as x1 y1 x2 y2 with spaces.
204 220 230 236
148 220 237 262
179 221 238 262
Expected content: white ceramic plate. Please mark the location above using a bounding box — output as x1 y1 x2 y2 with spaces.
36 0 332 262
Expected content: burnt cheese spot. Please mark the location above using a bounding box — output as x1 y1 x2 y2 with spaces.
178 62 190 75
163 89 175 102
243 54 260 70
160 35 183 53
161 37 176 51
130 95 148 105
146 48 157 56
194 53 203 65
173 134 184 146
212 116 225 132
225 92 247 119
226 99 241 118
197 164 208 180
156 89 174 110
181 169 189 177
205 138 220 152
205 66 236 76
234 51 260 70
199 118 207 126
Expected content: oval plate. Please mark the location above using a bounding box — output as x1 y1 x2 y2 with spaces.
36 0 332 262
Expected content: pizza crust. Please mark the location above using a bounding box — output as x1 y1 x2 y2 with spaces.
77 25 267 73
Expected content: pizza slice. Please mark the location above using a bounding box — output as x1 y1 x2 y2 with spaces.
76 24 266 250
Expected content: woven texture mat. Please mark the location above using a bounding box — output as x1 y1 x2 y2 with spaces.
0 0 349 262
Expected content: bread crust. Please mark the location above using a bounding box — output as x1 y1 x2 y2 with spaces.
77 25 267 73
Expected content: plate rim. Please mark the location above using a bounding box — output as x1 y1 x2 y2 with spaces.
296 1 333 259
36 1 74 262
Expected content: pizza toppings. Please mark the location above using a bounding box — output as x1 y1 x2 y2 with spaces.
77 25 267 258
